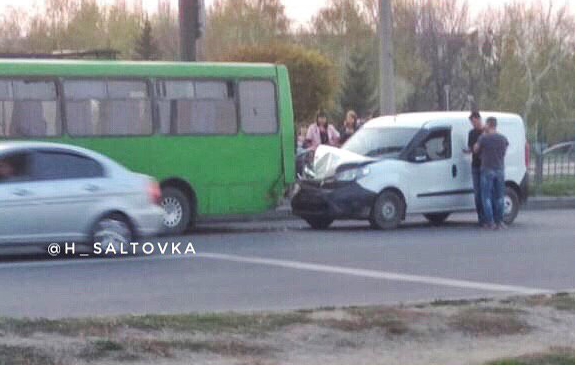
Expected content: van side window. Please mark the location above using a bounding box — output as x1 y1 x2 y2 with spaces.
420 130 451 161
0 79 61 138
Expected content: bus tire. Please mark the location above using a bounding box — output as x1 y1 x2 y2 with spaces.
160 187 191 235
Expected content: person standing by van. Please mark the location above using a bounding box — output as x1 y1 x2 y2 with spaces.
306 110 340 150
474 117 509 229
339 110 358 145
463 111 485 225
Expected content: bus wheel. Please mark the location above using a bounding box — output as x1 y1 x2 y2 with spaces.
161 187 191 235
503 187 520 225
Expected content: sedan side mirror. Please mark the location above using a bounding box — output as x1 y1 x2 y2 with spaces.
410 147 428 163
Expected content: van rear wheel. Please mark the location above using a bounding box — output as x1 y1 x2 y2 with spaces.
304 216 334 230
424 213 451 226
503 187 520 225
370 191 405 230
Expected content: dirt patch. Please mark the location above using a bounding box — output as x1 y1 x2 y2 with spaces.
314 306 413 335
0 344 58 365
2 293 575 365
448 307 532 336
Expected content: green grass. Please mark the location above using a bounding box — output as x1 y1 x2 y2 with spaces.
487 348 575 365
79 339 128 361
0 311 310 338
316 306 411 335
532 177 575 196
522 293 575 312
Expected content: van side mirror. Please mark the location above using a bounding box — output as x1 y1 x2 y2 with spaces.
410 147 428 163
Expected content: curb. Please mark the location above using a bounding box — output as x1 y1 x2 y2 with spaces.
525 196 575 211
199 197 575 223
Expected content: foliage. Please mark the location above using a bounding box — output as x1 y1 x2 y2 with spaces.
339 46 377 118
203 0 291 60
0 0 575 145
219 43 337 126
134 18 161 60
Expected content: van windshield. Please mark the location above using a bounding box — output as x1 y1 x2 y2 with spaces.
342 127 418 158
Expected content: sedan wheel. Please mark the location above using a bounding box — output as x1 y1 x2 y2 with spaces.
92 213 134 254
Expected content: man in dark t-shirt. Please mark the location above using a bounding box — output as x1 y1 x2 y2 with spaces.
474 117 509 229
463 111 485 225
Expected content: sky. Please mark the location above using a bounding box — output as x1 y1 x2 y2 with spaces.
0 0 572 25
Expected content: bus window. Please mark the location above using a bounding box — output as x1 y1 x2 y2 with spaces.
64 79 153 137
157 80 237 135
239 80 278 134
0 79 61 138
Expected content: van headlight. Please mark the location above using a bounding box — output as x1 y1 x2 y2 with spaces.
334 167 371 182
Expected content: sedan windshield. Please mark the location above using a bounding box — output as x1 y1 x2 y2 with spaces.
342 127 418 158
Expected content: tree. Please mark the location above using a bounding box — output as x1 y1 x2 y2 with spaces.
0 7 25 52
304 0 375 74
203 0 291 60
340 46 377 118
134 17 161 60
151 0 179 60
219 43 337 126
494 1 575 144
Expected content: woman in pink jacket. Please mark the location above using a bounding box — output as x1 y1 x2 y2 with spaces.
306 111 340 150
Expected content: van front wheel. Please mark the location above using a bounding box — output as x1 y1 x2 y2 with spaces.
370 191 405 230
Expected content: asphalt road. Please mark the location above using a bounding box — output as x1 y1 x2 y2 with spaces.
1 209 574 319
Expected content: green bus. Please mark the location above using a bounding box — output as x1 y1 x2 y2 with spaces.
0 59 296 234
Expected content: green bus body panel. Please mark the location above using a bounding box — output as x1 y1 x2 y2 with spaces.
276 65 296 185
0 60 296 216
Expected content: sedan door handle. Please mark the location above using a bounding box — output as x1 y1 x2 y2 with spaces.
12 189 32 197
84 184 101 192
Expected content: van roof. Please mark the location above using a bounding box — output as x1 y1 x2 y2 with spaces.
365 111 522 129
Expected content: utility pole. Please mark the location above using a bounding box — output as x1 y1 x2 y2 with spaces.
179 0 198 61
379 0 396 116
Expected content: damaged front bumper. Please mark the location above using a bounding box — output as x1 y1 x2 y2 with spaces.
291 179 377 220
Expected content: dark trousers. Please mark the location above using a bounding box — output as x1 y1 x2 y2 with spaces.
472 167 484 224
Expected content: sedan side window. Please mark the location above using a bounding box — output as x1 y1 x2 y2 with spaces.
31 151 105 181
0 152 31 183
420 130 452 162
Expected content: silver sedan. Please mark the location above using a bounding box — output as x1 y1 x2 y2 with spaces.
0 142 164 247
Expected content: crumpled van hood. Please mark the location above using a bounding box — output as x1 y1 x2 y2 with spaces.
311 145 376 179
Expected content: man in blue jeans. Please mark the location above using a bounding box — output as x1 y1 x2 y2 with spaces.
463 111 485 225
474 117 509 229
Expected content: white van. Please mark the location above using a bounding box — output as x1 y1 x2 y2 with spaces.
291 112 529 229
